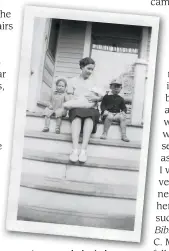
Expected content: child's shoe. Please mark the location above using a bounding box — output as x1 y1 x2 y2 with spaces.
79 149 87 163
69 149 79 162
121 134 130 142
100 133 107 140
55 128 60 134
42 127 49 132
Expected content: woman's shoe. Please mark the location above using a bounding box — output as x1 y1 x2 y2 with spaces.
69 149 79 162
79 149 87 163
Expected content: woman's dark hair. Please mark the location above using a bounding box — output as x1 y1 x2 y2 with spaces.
79 57 95 69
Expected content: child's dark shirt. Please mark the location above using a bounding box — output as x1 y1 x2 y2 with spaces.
101 93 127 114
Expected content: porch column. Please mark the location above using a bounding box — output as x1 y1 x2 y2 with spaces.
83 22 92 57
131 27 149 125
27 18 48 112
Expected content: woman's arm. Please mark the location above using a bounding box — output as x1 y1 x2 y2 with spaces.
85 92 103 102
88 95 103 102
66 77 76 95
64 93 74 102
95 94 103 102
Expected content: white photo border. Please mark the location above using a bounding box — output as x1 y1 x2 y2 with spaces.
6 5 159 243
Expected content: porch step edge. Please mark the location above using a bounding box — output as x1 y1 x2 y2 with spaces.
24 131 141 149
21 174 137 200
18 187 135 231
23 149 139 171
18 203 135 231
26 110 143 128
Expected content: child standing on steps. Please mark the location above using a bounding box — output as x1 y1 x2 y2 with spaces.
42 77 69 134
100 79 130 142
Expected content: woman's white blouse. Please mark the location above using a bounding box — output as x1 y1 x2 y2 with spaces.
67 76 97 98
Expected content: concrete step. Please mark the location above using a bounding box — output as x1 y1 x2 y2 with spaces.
24 131 141 161
25 130 141 148
21 166 137 200
18 186 135 231
26 111 143 142
22 151 139 199
23 149 139 171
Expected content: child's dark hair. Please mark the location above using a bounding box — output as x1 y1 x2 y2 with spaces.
55 77 67 87
79 57 95 69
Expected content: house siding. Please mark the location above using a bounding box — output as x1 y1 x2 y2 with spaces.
54 20 86 78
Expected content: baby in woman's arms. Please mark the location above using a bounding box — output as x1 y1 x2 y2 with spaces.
63 86 104 109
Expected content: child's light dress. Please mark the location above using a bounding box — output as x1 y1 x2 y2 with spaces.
44 91 69 118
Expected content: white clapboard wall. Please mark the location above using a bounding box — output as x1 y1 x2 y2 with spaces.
54 20 86 78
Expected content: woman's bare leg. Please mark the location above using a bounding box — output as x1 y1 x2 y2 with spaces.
71 117 82 149
81 118 93 150
69 117 82 162
78 118 93 162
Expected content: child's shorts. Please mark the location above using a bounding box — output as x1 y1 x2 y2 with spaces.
102 112 126 122
44 107 67 118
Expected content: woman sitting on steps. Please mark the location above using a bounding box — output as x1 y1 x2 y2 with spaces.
66 57 103 163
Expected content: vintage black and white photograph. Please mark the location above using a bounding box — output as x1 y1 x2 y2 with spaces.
6 6 159 242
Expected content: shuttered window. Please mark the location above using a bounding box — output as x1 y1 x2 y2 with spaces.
48 19 60 60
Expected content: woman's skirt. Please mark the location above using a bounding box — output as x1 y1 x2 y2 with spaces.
69 108 100 134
